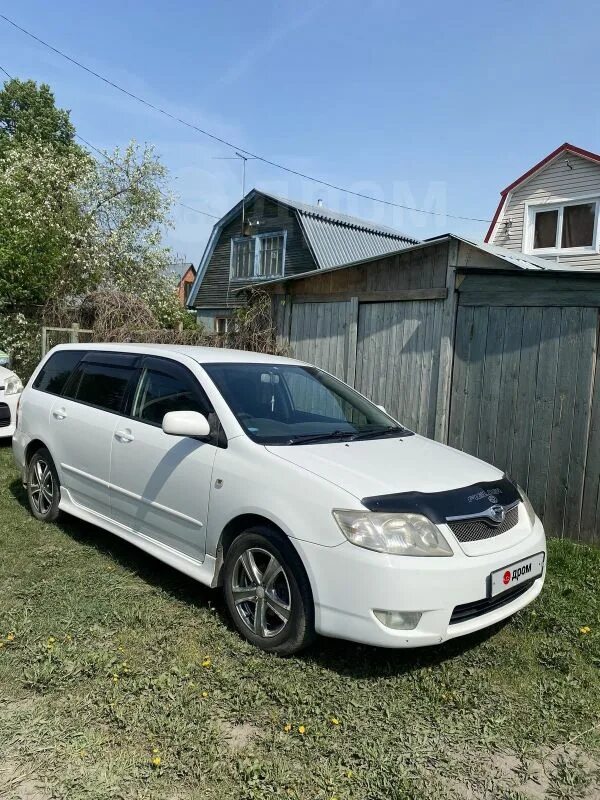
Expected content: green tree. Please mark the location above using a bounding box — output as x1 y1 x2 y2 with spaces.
0 77 188 329
0 78 78 154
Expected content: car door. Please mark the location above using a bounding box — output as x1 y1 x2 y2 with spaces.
108 355 218 561
48 351 138 518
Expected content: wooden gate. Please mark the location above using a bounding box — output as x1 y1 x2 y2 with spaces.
448 305 599 540
355 300 444 436
286 298 444 438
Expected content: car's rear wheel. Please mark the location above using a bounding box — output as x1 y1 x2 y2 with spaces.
223 526 315 656
27 448 61 522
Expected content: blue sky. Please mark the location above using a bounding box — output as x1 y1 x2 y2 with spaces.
2 0 599 263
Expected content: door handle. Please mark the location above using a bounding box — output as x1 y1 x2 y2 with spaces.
52 408 67 420
115 430 134 443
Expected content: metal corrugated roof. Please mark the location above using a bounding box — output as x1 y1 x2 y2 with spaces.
261 191 418 269
297 211 415 269
430 234 600 272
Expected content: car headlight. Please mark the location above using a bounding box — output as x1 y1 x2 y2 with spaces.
4 374 23 396
332 510 453 556
517 484 536 527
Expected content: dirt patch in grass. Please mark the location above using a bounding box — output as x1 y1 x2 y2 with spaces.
0 762 51 800
222 721 258 752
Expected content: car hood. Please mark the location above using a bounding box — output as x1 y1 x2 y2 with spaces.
266 434 503 502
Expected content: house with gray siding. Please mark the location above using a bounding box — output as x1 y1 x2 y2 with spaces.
187 189 418 331
486 142 600 270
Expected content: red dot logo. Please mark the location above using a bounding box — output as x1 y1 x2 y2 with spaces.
503 570 511 585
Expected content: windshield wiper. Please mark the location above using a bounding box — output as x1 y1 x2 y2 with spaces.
287 430 355 445
350 425 408 441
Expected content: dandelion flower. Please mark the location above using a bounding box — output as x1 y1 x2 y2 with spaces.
284 723 292 732
330 717 340 725
48 637 55 644
151 756 161 767
298 725 306 735
152 747 159 754
202 657 211 668
579 626 591 635
112 676 118 683
6 633 15 642
201 691 208 698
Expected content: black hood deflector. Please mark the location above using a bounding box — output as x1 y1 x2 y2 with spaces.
361 477 519 523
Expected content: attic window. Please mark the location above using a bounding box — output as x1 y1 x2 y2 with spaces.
230 232 286 280
529 200 598 253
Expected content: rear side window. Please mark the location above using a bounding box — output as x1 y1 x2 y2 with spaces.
33 350 85 395
65 361 134 414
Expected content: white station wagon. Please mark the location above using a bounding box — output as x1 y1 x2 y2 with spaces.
13 344 546 655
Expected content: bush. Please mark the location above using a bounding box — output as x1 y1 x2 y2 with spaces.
0 311 41 379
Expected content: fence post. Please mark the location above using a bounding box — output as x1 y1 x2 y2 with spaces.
434 239 459 444
70 323 80 344
41 325 47 357
345 296 359 388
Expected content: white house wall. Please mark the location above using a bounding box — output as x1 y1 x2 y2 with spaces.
491 153 600 269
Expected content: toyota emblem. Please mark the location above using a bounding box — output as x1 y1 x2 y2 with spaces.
489 504 506 524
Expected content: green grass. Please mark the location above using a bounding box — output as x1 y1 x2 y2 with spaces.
0 444 598 800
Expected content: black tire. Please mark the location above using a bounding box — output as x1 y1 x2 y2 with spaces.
223 526 315 656
27 447 61 523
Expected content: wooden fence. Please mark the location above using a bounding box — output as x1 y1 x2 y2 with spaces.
271 270 600 545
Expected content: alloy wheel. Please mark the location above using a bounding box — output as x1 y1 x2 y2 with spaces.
30 459 54 516
231 547 292 638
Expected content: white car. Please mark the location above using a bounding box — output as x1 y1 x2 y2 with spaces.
0 365 23 438
13 344 546 655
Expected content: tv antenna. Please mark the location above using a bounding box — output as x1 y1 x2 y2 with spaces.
213 152 258 235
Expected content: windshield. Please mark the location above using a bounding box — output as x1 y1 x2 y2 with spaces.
202 363 411 445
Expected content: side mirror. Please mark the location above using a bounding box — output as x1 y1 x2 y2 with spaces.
376 404 387 413
162 410 210 438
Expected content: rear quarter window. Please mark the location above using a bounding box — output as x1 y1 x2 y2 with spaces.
33 350 85 395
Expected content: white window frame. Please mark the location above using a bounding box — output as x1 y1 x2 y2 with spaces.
230 230 287 281
524 194 600 255
214 316 231 334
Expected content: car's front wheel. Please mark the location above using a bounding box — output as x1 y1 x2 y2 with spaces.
223 526 315 656
27 448 61 522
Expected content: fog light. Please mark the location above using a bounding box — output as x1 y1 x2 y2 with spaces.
373 610 422 630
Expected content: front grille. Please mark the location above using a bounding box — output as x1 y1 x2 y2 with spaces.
0 402 10 428
450 579 535 625
447 504 519 542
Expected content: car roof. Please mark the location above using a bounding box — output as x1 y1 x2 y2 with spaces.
50 342 306 367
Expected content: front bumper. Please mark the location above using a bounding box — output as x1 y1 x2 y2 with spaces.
294 517 546 648
0 391 19 438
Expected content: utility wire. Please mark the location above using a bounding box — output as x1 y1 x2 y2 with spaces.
0 12 492 223
0 62 220 220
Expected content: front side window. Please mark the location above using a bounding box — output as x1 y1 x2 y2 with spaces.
203 363 409 445
132 361 209 425
531 201 597 252
230 232 285 280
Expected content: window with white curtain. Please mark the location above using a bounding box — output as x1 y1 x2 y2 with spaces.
230 232 286 279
